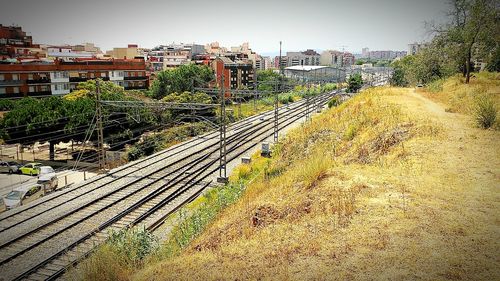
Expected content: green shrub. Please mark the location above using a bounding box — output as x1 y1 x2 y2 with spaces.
474 95 497 129
0 99 15 111
69 227 158 281
426 79 444 93
328 97 341 108
107 227 159 266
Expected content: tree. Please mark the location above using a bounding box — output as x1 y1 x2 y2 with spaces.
0 80 157 160
347 73 363 93
149 64 214 99
390 67 408 87
431 0 499 83
256 69 281 92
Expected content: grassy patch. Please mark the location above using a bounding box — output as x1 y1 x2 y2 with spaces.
422 72 500 122
68 227 158 281
473 95 497 129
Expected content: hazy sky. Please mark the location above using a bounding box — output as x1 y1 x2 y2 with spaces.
0 0 449 54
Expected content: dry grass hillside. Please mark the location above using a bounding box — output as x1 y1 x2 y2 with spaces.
74 74 499 281
133 76 499 280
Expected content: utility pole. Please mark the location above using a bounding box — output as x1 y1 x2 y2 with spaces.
96 79 105 170
274 41 282 143
253 69 257 112
217 73 228 183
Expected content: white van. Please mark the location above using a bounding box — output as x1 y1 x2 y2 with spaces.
2 184 42 210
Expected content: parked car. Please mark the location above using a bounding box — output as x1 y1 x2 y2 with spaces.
2 183 42 210
0 161 21 174
37 166 58 193
19 162 42 176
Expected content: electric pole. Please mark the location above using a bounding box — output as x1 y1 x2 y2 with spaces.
253 69 257 112
218 73 228 183
274 41 282 143
96 79 105 170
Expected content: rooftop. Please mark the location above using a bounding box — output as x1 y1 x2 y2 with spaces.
285 65 329 72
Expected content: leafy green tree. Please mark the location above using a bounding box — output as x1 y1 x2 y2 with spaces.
257 69 281 92
150 64 213 99
347 73 363 93
0 80 157 160
430 0 498 83
486 46 500 72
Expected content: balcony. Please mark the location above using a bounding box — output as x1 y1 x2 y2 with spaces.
69 77 89 82
0 80 23 86
124 76 147 81
27 78 51 84
29 91 52 97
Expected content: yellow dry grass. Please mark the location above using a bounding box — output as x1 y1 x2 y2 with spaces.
421 72 500 116
132 83 499 280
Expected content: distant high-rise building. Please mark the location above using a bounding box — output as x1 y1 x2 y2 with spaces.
362 47 369 58
365 50 406 60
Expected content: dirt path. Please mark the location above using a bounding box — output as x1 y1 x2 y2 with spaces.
338 88 500 280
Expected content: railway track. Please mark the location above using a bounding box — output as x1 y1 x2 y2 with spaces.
0 91 338 280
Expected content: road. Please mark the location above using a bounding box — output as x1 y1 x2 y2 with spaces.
0 171 96 211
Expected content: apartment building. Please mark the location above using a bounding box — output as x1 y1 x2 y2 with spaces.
408 42 428 56
46 45 95 60
274 56 288 69
360 47 406 59
106 44 140 59
0 25 46 60
0 58 147 99
147 46 167 72
285 49 321 67
213 57 254 91
320 50 356 67
163 43 204 69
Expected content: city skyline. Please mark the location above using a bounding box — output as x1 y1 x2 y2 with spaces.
0 0 449 54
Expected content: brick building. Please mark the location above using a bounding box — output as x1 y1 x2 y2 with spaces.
0 25 46 60
213 57 254 93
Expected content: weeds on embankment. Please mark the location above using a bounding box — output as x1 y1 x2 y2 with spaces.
129 87 438 280
67 228 158 281
423 72 499 129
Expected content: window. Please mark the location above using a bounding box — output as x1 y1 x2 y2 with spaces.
28 74 33 80
0 87 6 94
12 87 19 93
29 86 35 92
90 73 95 78
0 74 5 81
100 72 106 77
12 74 19 80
